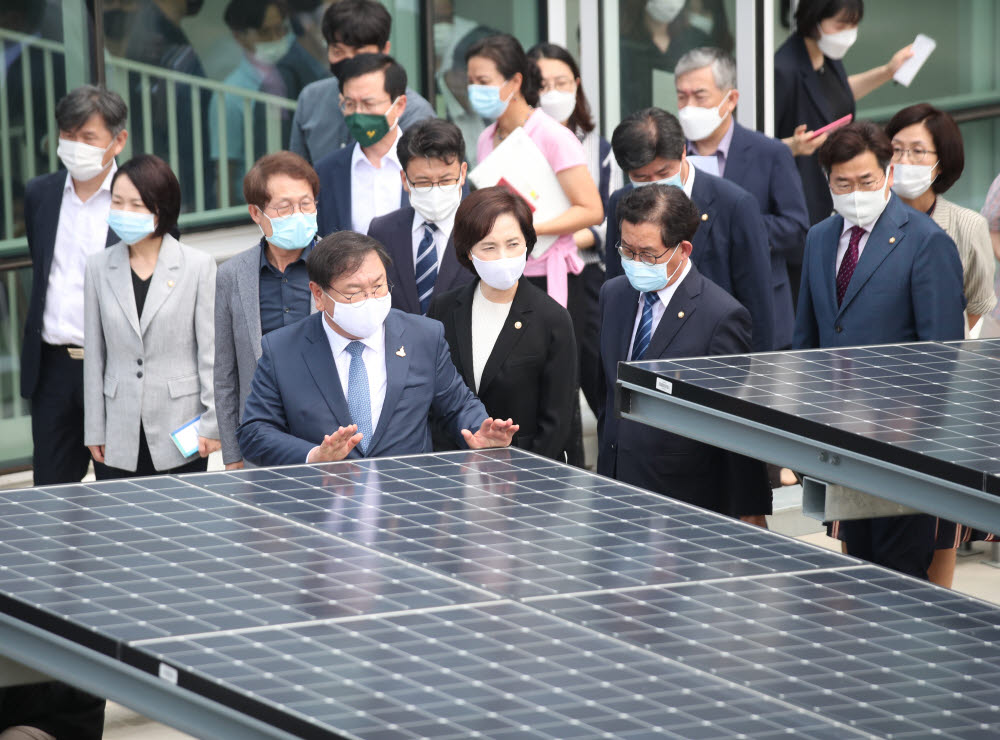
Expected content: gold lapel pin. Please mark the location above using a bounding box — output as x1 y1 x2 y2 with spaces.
678 311 685 318
514 321 522 329
701 214 708 221
396 346 406 357
167 280 175 288
889 237 896 244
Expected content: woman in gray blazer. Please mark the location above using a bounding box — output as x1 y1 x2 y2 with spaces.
84 154 220 478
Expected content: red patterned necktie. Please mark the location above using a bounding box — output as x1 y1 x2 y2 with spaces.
836 225 865 306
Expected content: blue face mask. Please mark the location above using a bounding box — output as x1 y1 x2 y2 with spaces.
107 209 155 245
261 211 317 250
620 245 684 293
467 83 512 120
630 170 683 190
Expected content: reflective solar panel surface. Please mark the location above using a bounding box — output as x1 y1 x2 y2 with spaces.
2 448 1000 738
620 340 1000 494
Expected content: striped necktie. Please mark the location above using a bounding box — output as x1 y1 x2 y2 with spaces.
415 223 438 315
345 341 373 455
630 292 660 361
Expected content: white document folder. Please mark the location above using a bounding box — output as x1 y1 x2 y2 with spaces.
468 127 571 257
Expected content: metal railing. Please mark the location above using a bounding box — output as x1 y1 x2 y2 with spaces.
0 257 32 471
0 28 298 257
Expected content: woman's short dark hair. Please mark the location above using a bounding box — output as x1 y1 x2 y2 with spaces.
453 187 536 271
321 0 390 49
307 231 391 288
243 151 320 209
223 0 287 32
611 108 685 173
465 34 542 107
397 119 466 172
526 43 594 134
111 155 180 238
794 0 863 39
817 120 892 173
336 53 407 100
617 185 701 249
884 103 964 195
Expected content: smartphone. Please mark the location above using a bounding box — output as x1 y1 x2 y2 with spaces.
809 113 853 140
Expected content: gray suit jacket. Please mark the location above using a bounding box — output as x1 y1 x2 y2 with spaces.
213 242 317 464
84 235 218 472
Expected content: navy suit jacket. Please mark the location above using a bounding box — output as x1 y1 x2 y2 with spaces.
367 205 475 315
21 170 116 399
605 173 775 351
720 122 809 349
315 143 410 236
237 310 488 466
793 194 966 349
596 266 770 514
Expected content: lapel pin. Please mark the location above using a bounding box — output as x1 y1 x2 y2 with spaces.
889 236 896 244
514 321 522 329
167 280 175 288
396 346 406 357
701 214 708 221
677 311 685 319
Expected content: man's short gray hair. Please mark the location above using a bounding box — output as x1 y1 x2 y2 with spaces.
675 47 737 92
55 85 128 136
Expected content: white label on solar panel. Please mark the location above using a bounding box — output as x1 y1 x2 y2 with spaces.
656 378 673 395
158 663 178 684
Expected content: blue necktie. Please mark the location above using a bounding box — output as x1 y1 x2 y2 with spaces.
415 222 438 315
630 292 660 361
345 341 373 454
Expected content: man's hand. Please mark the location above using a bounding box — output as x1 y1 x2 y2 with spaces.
307 424 363 463
198 437 221 458
225 460 245 470
88 445 105 463
461 418 519 449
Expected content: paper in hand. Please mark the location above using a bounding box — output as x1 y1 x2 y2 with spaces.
893 34 935 87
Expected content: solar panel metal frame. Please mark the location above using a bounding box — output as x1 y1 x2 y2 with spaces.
617 339 1000 533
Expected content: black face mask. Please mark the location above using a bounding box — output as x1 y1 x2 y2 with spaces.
103 10 129 41
330 58 349 81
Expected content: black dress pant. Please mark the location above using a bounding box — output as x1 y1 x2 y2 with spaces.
0 682 105 740
566 264 604 417
30 343 107 485
96 425 209 479
840 514 937 580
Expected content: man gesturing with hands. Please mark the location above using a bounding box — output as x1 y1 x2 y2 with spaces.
237 231 517 465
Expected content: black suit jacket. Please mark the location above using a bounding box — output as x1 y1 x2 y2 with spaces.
427 279 577 460
21 170 115 398
596 266 770 515
367 206 474 315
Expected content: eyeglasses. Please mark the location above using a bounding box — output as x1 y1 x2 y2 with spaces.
891 145 937 164
829 173 887 196
339 97 392 115
264 198 316 217
617 243 673 266
539 76 576 93
405 176 462 193
326 283 393 305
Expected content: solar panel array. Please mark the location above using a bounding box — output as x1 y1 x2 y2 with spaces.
620 340 1000 494
2 448 999 738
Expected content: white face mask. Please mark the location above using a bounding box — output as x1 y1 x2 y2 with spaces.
471 251 527 291
678 91 732 142
830 169 891 228
816 26 858 60
57 138 114 181
408 180 463 224
645 0 685 24
890 163 938 200
539 88 577 124
254 32 294 65
432 21 454 56
324 291 392 339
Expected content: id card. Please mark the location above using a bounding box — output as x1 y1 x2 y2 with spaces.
170 416 201 457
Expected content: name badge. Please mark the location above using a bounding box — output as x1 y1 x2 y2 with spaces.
170 416 201 457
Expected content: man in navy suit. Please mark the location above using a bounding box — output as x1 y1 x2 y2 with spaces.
794 121 965 579
367 119 474 315
237 231 518 466
315 53 411 236
605 108 775 352
675 47 809 348
597 184 771 517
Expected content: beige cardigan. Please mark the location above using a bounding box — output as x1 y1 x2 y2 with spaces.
931 196 997 319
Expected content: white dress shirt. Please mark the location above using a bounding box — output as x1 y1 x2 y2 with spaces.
471 283 513 391
835 220 872 273
350 130 403 234
411 208 456 267
41 166 116 346
681 160 696 199
320 314 388 434
627 258 693 359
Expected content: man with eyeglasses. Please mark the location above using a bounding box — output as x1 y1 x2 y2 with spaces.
367 119 474 315
214 152 321 470
794 121 965 581
237 230 518 465
315 53 410 237
596 184 771 517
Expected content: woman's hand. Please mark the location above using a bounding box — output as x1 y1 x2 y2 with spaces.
88 445 105 463
886 44 915 77
784 124 828 157
198 437 221 458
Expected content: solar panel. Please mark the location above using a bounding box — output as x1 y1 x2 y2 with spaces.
2 448 1000 739
619 340 1000 495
